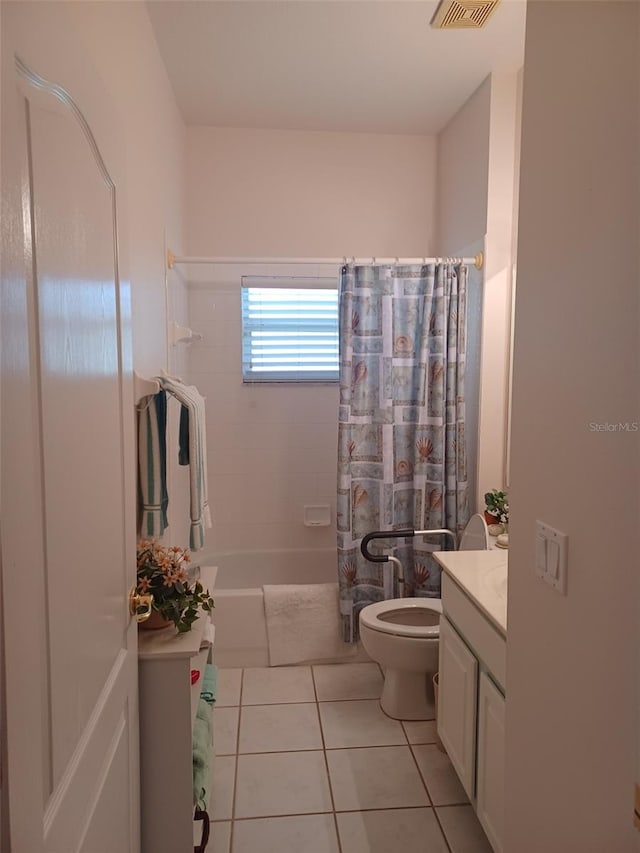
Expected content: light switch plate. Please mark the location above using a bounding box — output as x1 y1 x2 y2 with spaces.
535 521 568 594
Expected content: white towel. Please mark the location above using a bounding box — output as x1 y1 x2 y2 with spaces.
158 375 211 550
263 583 367 666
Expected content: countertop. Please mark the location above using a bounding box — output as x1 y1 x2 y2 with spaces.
433 549 508 635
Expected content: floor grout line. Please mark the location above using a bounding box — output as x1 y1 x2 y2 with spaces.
432 804 455 853
216 741 439 758
228 668 244 853
215 804 448 823
310 665 344 853
408 741 436 808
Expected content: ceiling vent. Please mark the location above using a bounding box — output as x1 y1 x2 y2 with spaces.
431 0 501 29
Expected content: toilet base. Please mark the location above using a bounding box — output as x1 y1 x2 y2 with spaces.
379 667 436 721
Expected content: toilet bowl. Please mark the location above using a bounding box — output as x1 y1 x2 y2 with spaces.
360 598 442 720
359 513 489 721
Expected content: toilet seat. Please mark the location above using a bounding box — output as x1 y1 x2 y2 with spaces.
360 598 442 639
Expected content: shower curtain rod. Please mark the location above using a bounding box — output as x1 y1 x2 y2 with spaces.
167 250 484 271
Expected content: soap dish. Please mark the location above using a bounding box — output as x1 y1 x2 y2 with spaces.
304 505 330 527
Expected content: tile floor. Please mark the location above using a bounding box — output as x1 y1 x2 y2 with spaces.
209 662 493 853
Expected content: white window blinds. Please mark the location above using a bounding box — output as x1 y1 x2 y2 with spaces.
241 277 339 383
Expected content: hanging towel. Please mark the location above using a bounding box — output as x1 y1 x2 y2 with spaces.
263 583 367 666
158 375 211 550
179 405 190 465
137 390 168 538
200 663 218 705
192 697 213 811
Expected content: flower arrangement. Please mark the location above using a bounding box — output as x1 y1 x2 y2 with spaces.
484 489 509 525
136 540 214 633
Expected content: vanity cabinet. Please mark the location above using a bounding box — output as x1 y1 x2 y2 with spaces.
138 566 217 853
437 564 506 853
476 671 506 849
438 616 478 798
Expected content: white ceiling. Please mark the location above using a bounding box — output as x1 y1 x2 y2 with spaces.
147 0 526 136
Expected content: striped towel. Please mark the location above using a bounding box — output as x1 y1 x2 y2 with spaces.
138 390 168 538
158 376 211 550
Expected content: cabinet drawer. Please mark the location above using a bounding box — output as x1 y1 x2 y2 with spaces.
442 574 506 692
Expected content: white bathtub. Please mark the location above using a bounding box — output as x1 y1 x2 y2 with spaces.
202 548 339 667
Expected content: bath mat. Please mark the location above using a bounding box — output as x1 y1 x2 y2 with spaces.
263 583 367 666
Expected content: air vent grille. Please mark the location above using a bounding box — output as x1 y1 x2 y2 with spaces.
431 0 501 29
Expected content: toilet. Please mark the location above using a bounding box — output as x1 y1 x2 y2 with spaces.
359 513 489 721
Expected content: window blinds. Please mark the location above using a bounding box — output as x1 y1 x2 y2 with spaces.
241 277 339 383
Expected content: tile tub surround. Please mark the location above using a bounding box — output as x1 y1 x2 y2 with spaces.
210 662 493 853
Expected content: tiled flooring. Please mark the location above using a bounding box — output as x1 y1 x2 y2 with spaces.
209 662 493 853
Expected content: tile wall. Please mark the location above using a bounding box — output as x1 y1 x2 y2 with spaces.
188 280 339 556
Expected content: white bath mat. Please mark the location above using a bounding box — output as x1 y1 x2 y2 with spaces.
263 583 367 667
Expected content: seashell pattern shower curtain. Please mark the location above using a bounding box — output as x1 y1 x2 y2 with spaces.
337 263 469 642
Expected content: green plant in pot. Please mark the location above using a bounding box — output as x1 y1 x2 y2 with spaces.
484 490 509 527
136 540 214 633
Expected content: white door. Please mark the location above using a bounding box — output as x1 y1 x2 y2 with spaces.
0 55 139 852
438 615 478 800
476 671 505 853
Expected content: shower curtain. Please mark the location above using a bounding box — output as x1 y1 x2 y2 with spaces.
337 263 469 642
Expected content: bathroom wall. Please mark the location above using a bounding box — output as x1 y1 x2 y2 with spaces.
507 2 639 850
186 125 437 258
185 127 438 558
437 77 491 255
187 264 338 556
437 72 521 509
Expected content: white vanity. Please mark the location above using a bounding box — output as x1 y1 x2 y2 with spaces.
433 550 507 853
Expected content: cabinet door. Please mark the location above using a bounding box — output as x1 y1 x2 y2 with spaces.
476 671 505 853
438 616 478 799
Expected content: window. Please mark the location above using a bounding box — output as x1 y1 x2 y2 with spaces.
241 276 339 383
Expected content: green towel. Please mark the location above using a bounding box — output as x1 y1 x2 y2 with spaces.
192 698 212 810
200 663 217 705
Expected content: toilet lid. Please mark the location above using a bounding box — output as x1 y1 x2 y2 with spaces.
359 598 442 638
459 513 490 551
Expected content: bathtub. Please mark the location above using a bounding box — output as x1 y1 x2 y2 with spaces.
202 548 339 668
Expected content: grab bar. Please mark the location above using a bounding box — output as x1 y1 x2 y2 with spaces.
360 527 457 563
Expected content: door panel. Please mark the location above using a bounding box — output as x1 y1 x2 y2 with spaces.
28 81 126 790
476 671 505 853
1 55 139 853
437 615 478 800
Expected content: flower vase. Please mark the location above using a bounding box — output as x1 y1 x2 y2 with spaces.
139 609 173 631
484 511 500 526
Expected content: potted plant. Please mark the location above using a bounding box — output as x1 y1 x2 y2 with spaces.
136 540 214 633
484 489 509 527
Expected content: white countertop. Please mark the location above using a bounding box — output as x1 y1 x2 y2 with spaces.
433 549 508 635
